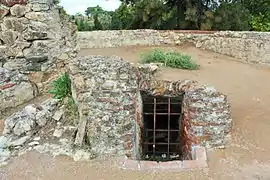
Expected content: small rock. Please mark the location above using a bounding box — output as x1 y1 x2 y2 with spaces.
73 149 91 161
0 5 9 19
36 110 49 127
0 148 10 162
138 63 161 73
0 161 8 167
10 136 30 147
28 141 39 146
102 80 116 90
10 4 31 17
33 137 41 141
0 136 10 149
58 53 69 60
31 3 50 11
52 109 64 121
13 118 35 136
59 138 68 144
53 129 63 138
63 126 77 131
25 11 50 22
0 30 18 45
24 105 37 119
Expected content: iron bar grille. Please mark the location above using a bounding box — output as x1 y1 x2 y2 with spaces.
141 94 182 161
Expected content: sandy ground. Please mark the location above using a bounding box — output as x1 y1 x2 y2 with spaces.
1 45 270 180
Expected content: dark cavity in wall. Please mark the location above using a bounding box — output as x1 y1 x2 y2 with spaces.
140 92 184 162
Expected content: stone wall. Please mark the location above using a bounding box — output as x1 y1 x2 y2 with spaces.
0 0 77 72
77 30 270 65
69 55 232 159
0 67 37 112
78 30 161 49
69 55 139 158
0 0 77 112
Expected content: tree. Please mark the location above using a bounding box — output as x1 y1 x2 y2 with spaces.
111 3 135 29
213 2 251 31
74 0 269 31
84 6 113 30
85 5 104 17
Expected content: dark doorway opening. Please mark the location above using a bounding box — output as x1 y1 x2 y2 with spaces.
141 93 183 162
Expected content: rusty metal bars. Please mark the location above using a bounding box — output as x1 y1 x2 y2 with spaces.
153 97 156 155
142 95 181 158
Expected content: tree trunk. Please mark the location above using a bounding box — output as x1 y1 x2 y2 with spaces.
196 0 203 29
176 4 181 29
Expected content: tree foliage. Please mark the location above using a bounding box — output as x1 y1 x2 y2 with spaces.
72 0 269 32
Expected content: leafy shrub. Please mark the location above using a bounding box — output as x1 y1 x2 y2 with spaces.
141 49 199 70
48 72 72 100
250 13 270 32
213 2 251 31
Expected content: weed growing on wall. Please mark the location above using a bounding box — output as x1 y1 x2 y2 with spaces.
48 72 72 100
49 72 79 124
141 49 199 70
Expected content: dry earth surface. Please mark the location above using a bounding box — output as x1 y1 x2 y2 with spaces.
1 45 270 180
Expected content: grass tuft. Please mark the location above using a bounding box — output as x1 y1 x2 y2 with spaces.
48 72 72 100
140 49 199 70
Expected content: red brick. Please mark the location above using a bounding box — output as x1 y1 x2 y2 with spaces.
123 159 139 170
0 0 28 7
139 161 159 171
0 83 16 90
159 161 182 171
183 160 208 169
195 147 207 161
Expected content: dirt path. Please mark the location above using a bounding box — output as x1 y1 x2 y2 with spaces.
1 45 270 180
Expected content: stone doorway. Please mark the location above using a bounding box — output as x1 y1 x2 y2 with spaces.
141 92 183 161
69 56 232 171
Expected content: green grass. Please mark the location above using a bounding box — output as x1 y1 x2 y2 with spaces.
48 72 79 124
48 72 72 100
140 49 199 70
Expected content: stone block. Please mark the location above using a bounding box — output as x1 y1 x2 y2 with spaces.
0 68 37 112
159 161 182 171
28 0 54 5
0 30 18 45
0 0 28 7
1 17 29 32
31 3 50 11
3 58 27 71
182 160 208 169
139 160 159 171
10 4 30 17
0 5 9 19
25 11 51 22
58 53 69 60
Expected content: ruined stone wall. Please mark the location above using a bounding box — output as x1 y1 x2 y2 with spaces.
69 55 140 158
69 55 232 159
182 86 232 157
78 30 161 48
77 30 270 65
0 0 77 112
0 0 77 72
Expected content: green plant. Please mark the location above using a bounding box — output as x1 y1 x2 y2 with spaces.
141 49 199 70
250 13 270 32
48 72 72 100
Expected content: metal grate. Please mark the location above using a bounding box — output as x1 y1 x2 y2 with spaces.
142 94 183 161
